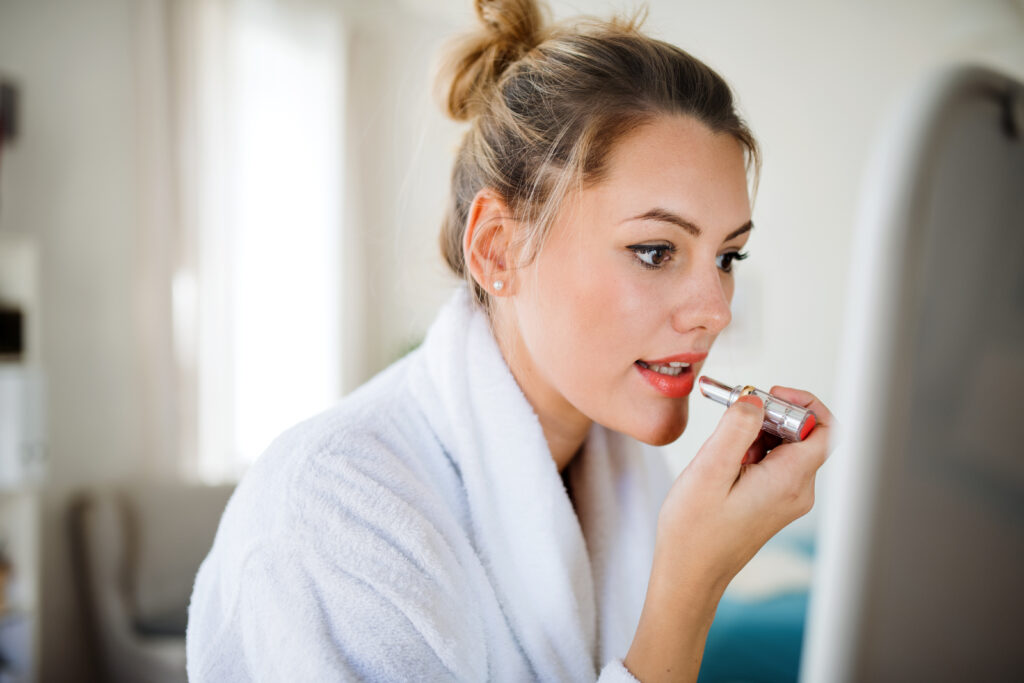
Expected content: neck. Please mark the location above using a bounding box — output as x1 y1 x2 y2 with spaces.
540 413 591 472
492 307 592 472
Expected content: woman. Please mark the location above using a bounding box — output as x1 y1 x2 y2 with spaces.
186 1 832 681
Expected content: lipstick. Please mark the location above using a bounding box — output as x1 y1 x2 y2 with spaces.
698 376 817 442
634 353 706 399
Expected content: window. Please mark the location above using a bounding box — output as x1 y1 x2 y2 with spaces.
174 0 345 481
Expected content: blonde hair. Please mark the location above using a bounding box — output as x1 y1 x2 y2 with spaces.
437 0 760 306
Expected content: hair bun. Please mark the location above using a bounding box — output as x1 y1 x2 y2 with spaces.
438 0 546 121
477 0 541 46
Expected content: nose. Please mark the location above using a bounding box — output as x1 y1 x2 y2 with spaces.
670 263 732 336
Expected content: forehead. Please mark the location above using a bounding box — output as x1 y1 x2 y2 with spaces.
588 114 752 234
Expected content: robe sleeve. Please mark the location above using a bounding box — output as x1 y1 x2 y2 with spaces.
187 441 489 682
599 658 643 682
188 527 489 682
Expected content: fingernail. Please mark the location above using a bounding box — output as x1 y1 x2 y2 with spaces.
737 394 763 408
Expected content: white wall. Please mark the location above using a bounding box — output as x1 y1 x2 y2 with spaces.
339 2 464 384
0 0 145 485
0 0 1021 680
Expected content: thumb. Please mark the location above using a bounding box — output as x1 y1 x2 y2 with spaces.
693 394 765 485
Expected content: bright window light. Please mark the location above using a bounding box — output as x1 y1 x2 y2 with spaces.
192 2 343 480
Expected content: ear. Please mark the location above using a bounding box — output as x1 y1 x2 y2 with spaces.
463 188 518 297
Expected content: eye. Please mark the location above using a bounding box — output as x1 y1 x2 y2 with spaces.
716 250 749 273
628 244 675 269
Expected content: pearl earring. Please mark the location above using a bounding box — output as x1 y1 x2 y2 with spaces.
493 280 504 292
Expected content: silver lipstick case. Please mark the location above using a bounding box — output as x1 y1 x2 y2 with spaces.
698 376 817 442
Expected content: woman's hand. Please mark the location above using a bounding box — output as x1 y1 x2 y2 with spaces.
624 387 833 683
660 386 832 588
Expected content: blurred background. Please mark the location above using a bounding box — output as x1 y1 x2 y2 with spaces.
0 0 1021 681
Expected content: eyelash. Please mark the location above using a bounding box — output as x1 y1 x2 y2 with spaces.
716 250 749 273
627 245 750 273
628 244 675 269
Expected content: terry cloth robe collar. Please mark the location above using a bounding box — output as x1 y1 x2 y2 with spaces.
409 286 663 680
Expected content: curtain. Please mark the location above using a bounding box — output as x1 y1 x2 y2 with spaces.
134 0 346 482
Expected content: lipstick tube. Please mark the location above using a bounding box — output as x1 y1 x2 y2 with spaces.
698 376 817 442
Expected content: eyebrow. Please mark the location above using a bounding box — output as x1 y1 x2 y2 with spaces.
626 208 754 242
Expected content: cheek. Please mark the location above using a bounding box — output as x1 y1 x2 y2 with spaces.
529 250 656 388
558 256 639 341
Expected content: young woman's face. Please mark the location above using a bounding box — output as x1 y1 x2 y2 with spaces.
500 114 752 447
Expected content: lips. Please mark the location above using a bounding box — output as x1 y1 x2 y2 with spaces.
634 352 708 398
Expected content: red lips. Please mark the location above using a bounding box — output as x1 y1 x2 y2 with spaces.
634 352 707 398
639 352 709 365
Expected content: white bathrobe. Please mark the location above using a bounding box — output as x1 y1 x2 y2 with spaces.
186 287 673 682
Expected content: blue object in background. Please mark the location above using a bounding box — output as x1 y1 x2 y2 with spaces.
698 534 814 683
698 591 808 683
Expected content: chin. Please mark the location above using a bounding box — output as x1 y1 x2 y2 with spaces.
638 425 685 447
628 405 689 446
